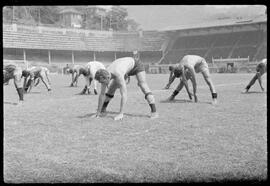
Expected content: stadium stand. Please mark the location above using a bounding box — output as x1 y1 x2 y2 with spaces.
3 13 266 74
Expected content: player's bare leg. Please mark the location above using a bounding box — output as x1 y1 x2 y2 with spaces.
14 70 24 105
202 70 217 104
40 76 51 91
167 80 185 101
136 71 158 119
100 80 119 116
243 74 258 93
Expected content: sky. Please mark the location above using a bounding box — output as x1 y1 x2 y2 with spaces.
123 5 266 30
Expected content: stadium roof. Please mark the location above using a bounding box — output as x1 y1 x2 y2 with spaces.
59 8 83 15
159 14 266 31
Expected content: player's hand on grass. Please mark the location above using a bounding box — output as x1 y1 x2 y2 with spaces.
167 96 174 101
188 93 193 100
164 85 169 89
91 113 100 118
114 113 124 121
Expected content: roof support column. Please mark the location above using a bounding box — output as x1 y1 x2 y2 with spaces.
48 50 51 64
72 51 75 64
23 49 28 69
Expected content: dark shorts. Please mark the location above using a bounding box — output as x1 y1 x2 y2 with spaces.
256 63 267 74
127 59 145 76
79 68 89 76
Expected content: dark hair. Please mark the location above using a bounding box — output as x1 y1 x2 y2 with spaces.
169 66 174 71
22 70 30 77
173 67 182 77
95 69 110 81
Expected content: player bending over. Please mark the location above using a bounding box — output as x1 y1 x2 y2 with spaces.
164 65 193 100
78 61 106 95
22 66 51 93
3 64 24 103
167 55 217 104
66 65 85 87
93 56 159 120
242 58 267 93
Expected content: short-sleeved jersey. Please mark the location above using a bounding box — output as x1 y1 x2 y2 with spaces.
178 55 208 73
107 57 136 78
86 61 106 78
256 58 267 73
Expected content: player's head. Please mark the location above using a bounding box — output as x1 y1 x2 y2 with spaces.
133 50 140 60
66 67 73 74
80 68 89 76
22 70 30 77
3 70 8 83
168 66 174 71
24 78 34 92
95 69 111 85
173 66 183 77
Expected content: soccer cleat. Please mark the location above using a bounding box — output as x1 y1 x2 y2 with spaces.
17 100 23 106
167 96 175 101
242 89 248 93
212 98 217 105
114 113 124 121
150 112 159 119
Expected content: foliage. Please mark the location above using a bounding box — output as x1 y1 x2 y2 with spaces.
3 6 140 31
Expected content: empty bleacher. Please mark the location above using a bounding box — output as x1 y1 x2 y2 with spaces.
164 30 266 65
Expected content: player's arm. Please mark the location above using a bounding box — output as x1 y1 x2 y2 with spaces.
165 71 175 89
184 66 197 102
115 76 127 120
256 71 264 91
95 83 107 117
184 71 193 100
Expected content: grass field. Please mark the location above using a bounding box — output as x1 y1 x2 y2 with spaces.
3 73 267 183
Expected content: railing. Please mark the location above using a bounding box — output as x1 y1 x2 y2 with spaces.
3 23 142 38
212 56 249 63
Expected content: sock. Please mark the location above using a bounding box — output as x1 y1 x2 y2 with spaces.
212 93 217 99
246 85 251 90
16 88 24 101
101 101 109 112
149 104 156 113
172 90 179 97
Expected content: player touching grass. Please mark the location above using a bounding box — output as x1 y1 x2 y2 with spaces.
22 66 51 93
242 58 267 93
167 55 217 104
78 61 106 95
164 65 193 100
92 55 159 120
66 65 85 87
3 64 24 103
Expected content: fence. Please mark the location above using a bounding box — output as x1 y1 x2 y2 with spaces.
145 57 257 74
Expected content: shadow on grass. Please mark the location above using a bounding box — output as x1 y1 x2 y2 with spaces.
64 85 78 88
27 91 41 94
4 101 18 105
160 99 212 105
74 93 98 96
77 111 149 119
160 99 192 103
241 91 266 94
